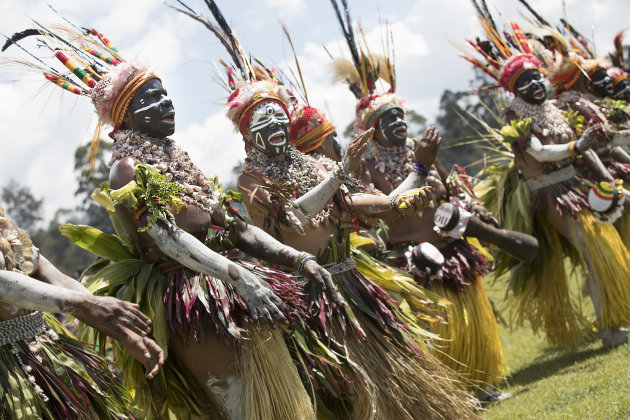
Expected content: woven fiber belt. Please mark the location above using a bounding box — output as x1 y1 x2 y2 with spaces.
322 257 356 275
0 311 47 346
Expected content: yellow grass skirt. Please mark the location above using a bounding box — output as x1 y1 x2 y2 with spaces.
432 278 508 390
572 212 630 330
506 219 589 347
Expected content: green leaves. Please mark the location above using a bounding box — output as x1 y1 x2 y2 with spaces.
563 107 585 136
500 116 532 143
58 224 136 261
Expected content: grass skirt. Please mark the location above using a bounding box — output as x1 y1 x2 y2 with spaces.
0 313 133 419
82 258 315 419
571 212 630 330
316 234 478 420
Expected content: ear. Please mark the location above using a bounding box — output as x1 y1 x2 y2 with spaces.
243 126 253 142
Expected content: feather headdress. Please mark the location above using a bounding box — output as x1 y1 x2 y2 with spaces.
2 16 158 175
455 0 546 94
170 0 292 135
328 0 403 132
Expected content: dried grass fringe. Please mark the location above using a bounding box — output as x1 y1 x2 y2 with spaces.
240 326 316 420
432 279 508 391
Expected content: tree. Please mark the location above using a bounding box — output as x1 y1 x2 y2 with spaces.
1 179 43 232
435 68 503 174
73 139 114 234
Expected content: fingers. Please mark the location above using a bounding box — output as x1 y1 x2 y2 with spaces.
259 305 275 329
144 338 164 379
121 307 152 335
267 296 288 326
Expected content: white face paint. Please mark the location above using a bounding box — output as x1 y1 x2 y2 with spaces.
133 97 172 115
249 102 290 156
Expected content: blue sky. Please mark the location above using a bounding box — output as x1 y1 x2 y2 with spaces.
0 0 628 222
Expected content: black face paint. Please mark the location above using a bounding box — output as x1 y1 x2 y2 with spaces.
613 79 630 101
377 108 407 146
249 102 290 156
515 69 547 105
590 68 614 98
128 79 175 138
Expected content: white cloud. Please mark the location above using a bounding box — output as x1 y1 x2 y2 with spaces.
263 0 306 22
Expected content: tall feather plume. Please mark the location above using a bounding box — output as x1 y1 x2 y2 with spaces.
1 29 42 51
329 0 361 77
281 24 309 105
516 0 550 27
330 58 362 98
170 0 252 81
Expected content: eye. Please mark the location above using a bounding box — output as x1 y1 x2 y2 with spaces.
266 105 274 115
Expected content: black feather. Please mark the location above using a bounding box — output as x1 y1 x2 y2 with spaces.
2 28 40 52
516 0 550 27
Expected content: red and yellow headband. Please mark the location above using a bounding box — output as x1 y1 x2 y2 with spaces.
234 92 290 135
110 72 161 134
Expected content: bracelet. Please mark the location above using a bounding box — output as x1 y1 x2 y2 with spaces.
389 194 405 214
568 141 577 156
296 251 316 273
412 162 429 177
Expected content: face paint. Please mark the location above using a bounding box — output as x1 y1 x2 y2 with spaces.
128 79 175 138
590 68 614 98
613 79 630 101
376 108 407 146
248 101 290 156
515 69 547 105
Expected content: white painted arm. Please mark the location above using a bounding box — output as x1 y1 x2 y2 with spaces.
526 136 576 162
146 220 287 322
293 169 342 217
389 172 425 197
0 270 87 313
612 130 630 147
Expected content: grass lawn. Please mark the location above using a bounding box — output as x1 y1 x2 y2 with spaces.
481 278 630 420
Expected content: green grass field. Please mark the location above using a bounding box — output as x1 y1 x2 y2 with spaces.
481 279 630 420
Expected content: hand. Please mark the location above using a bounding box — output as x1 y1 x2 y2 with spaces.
70 295 164 378
577 123 608 152
342 128 372 174
301 260 347 309
470 204 500 228
413 126 442 167
394 187 434 216
236 270 288 328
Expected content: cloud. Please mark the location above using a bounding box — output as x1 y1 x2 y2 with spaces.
263 0 306 22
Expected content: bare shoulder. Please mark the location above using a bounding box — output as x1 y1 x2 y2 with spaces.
109 157 137 189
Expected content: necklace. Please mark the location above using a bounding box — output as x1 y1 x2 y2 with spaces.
243 147 333 224
110 130 220 214
366 140 414 187
509 97 574 139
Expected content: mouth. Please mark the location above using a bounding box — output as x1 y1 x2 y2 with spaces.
394 126 407 137
268 130 286 146
161 112 175 124
533 88 545 100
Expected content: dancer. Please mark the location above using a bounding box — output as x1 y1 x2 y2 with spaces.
459 3 630 348
326 0 539 399
4 24 338 419
0 204 163 419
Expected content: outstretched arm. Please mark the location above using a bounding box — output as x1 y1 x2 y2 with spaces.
145 218 289 325
525 125 604 162
0 267 163 378
234 219 344 308
348 187 433 218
